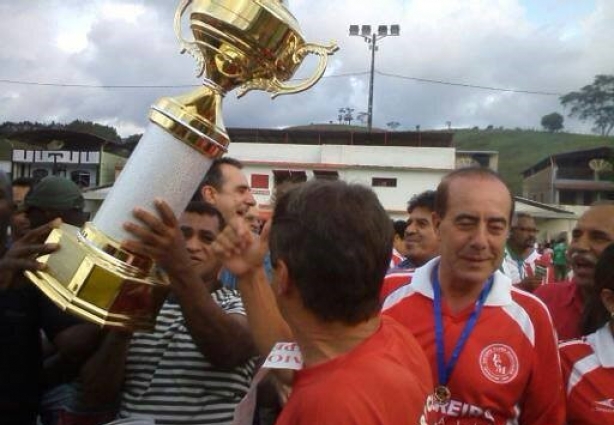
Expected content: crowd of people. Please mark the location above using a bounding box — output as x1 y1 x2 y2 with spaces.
1 159 613 425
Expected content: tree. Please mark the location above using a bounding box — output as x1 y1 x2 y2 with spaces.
560 74 614 137
386 121 400 130
541 112 564 132
65 120 121 142
356 112 369 124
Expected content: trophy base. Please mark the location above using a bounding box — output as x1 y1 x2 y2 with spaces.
25 223 170 331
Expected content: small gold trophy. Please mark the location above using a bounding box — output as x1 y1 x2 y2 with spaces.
25 0 337 331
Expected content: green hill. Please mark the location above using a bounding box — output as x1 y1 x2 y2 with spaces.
453 129 614 194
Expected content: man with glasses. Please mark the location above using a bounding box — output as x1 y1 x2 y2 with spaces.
501 212 548 292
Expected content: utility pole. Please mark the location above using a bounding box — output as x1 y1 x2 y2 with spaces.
349 24 400 132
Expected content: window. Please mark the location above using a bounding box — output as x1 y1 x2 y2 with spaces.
559 190 576 205
251 174 269 189
372 177 397 188
313 170 339 181
71 170 91 188
273 170 307 186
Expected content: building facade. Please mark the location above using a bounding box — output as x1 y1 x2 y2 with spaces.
7 129 127 189
227 142 456 219
522 146 614 206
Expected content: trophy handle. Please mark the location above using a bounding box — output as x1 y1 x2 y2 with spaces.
237 42 339 98
174 0 206 77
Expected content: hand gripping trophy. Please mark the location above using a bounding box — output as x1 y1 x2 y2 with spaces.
25 0 338 331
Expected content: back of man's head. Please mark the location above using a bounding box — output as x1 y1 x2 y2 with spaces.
270 180 392 325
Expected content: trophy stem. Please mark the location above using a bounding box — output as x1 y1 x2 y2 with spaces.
93 123 213 243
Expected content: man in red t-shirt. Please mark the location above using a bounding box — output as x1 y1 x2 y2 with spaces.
213 180 432 425
383 167 564 425
534 202 614 340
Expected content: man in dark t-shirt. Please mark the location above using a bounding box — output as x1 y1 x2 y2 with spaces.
0 280 81 424
0 176 100 425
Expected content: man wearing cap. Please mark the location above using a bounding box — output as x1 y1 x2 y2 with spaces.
23 176 87 230
0 176 99 425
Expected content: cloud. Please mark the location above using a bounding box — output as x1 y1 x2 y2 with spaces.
0 0 611 136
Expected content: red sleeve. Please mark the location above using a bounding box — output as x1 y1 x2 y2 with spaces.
518 300 566 425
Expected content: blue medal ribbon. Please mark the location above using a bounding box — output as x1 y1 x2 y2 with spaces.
433 264 494 393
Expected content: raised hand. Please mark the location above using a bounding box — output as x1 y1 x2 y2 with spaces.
0 220 60 290
211 217 270 277
121 199 191 277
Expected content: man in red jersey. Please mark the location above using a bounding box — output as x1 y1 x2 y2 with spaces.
383 167 564 425
535 202 614 340
559 243 614 425
212 180 432 425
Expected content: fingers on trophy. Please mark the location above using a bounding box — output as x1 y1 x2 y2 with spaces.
25 0 337 331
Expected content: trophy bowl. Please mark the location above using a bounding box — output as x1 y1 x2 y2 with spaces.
25 0 337 331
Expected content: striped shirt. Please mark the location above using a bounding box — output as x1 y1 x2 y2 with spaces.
119 289 256 425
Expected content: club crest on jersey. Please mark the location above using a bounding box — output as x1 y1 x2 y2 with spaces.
479 344 519 384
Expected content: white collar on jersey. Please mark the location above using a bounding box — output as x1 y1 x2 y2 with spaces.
411 256 513 306
589 324 614 368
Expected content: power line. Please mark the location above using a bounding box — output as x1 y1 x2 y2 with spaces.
0 71 371 90
0 79 200 89
376 70 564 96
0 70 565 96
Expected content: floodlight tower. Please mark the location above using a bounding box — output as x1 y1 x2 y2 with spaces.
349 24 400 132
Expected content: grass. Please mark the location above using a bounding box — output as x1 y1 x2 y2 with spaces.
453 129 614 194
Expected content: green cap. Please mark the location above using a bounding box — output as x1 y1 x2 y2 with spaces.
24 176 84 211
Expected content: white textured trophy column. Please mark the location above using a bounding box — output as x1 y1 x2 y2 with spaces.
93 123 212 243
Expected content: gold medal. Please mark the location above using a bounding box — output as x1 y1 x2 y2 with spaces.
434 385 451 405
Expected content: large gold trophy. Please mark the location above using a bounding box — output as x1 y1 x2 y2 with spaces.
25 0 337 331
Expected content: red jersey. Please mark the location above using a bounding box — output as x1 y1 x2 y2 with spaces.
380 268 415 302
534 280 584 340
275 316 432 425
560 325 614 425
382 258 565 425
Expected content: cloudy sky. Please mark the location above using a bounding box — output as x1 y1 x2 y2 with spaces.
0 0 611 137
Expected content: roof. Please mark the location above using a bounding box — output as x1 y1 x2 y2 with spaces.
554 180 614 191
514 196 577 219
523 145 613 177
7 129 117 151
227 127 454 148
514 196 575 214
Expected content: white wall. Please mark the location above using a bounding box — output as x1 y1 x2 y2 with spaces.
227 143 455 216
